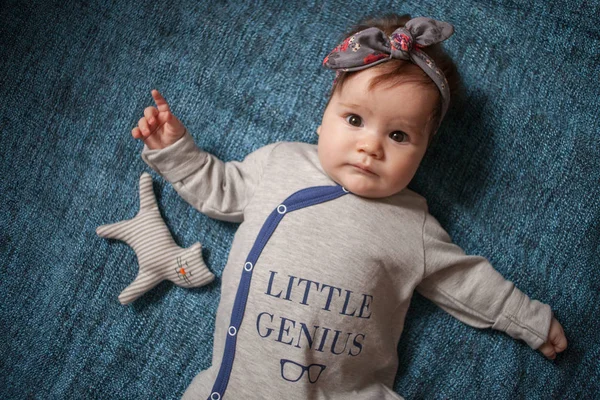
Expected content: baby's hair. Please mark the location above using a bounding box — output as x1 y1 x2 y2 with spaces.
326 13 461 139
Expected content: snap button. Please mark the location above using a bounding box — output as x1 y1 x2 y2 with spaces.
228 326 237 336
244 262 253 271
211 392 221 400
277 204 287 214
342 187 349 193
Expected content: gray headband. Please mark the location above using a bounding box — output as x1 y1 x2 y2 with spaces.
323 17 455 126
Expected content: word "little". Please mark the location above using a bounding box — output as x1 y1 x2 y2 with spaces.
264 270 374 319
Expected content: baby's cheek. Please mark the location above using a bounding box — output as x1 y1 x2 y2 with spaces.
317 151 340 182
387 170 414 194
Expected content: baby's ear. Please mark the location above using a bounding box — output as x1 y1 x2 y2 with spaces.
427 127 438 146
317 125 321 136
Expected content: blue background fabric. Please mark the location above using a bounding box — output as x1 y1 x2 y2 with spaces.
1 0 598 398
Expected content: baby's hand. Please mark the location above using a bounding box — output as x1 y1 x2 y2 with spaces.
538 316 567 360
132 89 186 150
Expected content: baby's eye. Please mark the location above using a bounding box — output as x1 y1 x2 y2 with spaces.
345 114 363 127
390 131 408 143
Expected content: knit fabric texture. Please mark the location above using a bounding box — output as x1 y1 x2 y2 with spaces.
1 0 598 398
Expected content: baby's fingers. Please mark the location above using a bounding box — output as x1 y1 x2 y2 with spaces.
551 325 568 353
144 106 159 128
151 89 171 113
538 342 556 360
132 127 142 139
137 117 151 138
135 117 161 149
555 336 568 353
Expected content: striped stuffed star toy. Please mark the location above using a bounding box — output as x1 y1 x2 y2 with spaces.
96 172 214 304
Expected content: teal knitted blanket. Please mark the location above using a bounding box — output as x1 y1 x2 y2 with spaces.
1 0 598 398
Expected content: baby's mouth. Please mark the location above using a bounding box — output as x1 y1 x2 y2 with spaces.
350 163 377 176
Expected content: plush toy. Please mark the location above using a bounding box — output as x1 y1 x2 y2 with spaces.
96 172 214 304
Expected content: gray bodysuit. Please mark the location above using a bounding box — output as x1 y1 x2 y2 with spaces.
141 130 552 400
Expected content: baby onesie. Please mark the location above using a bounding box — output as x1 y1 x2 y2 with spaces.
141 130 552 400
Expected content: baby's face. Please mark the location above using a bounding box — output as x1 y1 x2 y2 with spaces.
317 67 439 198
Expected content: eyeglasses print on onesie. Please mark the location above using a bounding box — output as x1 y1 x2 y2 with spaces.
280 359 326 383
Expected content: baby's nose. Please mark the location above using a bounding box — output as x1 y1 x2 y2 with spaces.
357 137 383 159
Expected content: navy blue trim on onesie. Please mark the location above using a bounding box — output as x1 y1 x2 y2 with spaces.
208 185 350 400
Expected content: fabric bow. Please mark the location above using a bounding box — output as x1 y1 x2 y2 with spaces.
323 17 455 126
323 17 454 70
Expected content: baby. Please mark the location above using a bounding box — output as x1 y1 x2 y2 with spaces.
132 14 567 400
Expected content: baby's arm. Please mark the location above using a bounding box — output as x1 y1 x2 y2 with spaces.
132 90 279 222
417 211 567 359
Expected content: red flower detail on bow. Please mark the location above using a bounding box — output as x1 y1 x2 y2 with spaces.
324 36 356 65
340 36 353 52
399 33 411 51
391 32 414 52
